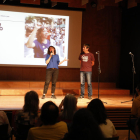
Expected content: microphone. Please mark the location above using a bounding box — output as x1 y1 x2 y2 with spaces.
129 52 133 55
96 51 99 54
50 51 53 56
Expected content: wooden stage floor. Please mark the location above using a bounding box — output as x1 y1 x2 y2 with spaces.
0 94 133 111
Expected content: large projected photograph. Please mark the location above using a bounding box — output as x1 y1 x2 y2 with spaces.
0 10 69 66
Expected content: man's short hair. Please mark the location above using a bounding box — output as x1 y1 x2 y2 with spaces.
83 44 90 49
40 101 59 125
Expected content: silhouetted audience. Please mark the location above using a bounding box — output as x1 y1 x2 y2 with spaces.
59 94 77 123
127 84 140 137
15 90 40 127
62 108 104 140
0 111 12 136
14 90 40 140
27 101 68 140
87 98 117 138
131 84 140 117
135 117 140 140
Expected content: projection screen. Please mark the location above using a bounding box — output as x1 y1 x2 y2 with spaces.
0 5 82 68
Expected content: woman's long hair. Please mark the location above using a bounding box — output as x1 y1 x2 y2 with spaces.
61 94 77 120
63 108 104 140
23 90 39 116
48 46 56 55
87 98 107 125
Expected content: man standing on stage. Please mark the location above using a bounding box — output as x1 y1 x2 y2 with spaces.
78 44 95 100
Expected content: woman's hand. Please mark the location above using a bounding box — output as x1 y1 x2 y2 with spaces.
63 57 69 62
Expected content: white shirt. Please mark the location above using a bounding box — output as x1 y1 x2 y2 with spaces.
99 119 117 138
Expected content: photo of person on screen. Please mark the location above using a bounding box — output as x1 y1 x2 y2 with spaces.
25 16 68 62
26 21 50 58
42 46 68 99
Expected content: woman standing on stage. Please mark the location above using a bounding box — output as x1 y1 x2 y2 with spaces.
42 46 68 99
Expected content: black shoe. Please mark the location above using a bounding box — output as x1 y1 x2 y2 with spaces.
42 94 45 99
88 96 92 100
51 95 56 99
78 95 84 99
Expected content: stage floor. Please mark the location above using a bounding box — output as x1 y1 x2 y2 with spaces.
0 94 133 111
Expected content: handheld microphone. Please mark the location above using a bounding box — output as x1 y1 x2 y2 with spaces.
129 52 133 55
96 51 99 54
50 51 53 55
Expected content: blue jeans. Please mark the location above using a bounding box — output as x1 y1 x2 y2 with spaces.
80 71 92 97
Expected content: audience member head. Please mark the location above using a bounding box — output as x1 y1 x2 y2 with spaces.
65 108 104 140
61 94 77 120
40 101 59 125
136 117 140 140
23 90 39 115
87 98 107 125
136 84 140 96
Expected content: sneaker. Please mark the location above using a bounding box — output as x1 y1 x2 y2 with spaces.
42 94 45 99
51 95 56 99
78 95 84 99
88 96 92 100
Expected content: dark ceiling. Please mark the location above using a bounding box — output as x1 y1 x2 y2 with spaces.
0 0 139 11
0 0 86 11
